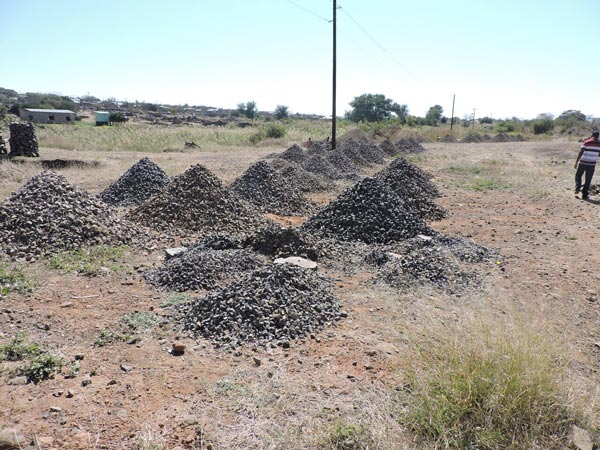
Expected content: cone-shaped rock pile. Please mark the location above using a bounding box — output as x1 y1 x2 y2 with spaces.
145 247 264 292
231 161 315 216
178 264 343 348
374 158 446 221
0 171 146 259
126 164 270 234
301 177 432 244
268 158 334 192
99 157 170 206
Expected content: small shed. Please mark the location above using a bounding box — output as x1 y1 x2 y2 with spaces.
95 111 110 126
20 108 76 124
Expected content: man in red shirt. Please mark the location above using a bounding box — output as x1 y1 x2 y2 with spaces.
574 131 600 199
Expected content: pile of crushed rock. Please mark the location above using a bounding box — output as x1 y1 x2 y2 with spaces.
301 177 433 244
177 263 343 349
0 171 147 260
126 164 271 235
99 157 170 206
231 161 315 215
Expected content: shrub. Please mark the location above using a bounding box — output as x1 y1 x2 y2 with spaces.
402 324 580 449
0 263 34 295
19 353 63 383
0 333 42 361
533 119 554 135
264 123 286 139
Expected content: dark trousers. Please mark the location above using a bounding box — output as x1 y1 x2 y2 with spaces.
575 163 596 196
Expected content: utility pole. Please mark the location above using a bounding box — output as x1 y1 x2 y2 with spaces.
450 94 456 133
332 0 337 149
472 108 477 128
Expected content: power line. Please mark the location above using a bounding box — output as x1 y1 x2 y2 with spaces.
286 0 332 23
337 2 411 75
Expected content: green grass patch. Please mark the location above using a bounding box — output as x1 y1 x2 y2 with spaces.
321 422 374 450
0 333 43 361
161 292 190 308
402 324 581 449
469 178 512 191
0 263 35 296
121 311 161 332
93 329 130 347
50 245 127 276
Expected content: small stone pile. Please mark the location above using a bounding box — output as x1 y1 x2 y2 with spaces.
178 263 343 348
367 235 493 292
99 157 170 206
268 158 334 192
231 161 315 216
461 133 484 143
439 134 458 143
374 157 447 221
302 154 343 179
301 177 433 244
337 140 371 167
378 139 399 156
8 122 39 157
145 248 264 292
395 138 426 153
278 144 306 163
127 164 270 235
355 139 386 164
0 171 147 259
246 226 321 261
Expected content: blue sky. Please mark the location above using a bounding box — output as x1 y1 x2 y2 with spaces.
1 0 598 120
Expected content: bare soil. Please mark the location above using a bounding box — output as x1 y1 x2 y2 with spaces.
1 140 599 449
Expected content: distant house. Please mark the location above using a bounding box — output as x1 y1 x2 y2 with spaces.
20 108 76 124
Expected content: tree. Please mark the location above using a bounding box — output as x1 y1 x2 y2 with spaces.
274 105 289 120
346 93 401 122
391 103 409 123
479 116 493 124
425 105 443 125
238 101 258 120
554 110 588 129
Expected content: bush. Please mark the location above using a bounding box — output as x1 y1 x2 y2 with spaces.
402 324 580 449
264 124 286 139
533 119 554 135
0 263 34 295
19 353 63 383
0 333 42 361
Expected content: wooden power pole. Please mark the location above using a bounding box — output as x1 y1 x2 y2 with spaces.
332 0 337 149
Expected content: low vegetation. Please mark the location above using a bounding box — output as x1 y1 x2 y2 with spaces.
0 334 63 383
0 262 35 295
402 322 581 449
50 245 128 276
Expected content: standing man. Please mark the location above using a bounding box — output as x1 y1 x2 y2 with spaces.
574 130 600 199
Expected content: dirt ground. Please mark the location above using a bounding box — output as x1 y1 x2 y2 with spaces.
1 140 599 449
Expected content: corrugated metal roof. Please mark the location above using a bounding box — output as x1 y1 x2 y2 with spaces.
24 108 76 114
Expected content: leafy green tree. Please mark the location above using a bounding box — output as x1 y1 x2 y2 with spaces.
346 93 402 122
238 101 258 120
425 105 443 125
554 110 588 130
479 116 493 124
532 113 554 135
274 105 289 120
391 103 409 123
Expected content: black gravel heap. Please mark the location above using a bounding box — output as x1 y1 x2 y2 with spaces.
366 235 496 292
278 144 306 163
374 157 447 221
126 164 270 235
178 263 343 348
337 139 372 167
99 157 170 206
325 148 360 177
190 233 246 251
268 158 334 192
0 171 147 259
245 226 321 261
145 247 264 292
302 154 343 179
355 139 386 164
301 177 433 244
230 161 315 216
379 139 399 156
395 138 425 153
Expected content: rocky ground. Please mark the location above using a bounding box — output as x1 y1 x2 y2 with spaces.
1 139 599 449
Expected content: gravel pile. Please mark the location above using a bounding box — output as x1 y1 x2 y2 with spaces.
325 148 360 176
338 139 372 167
435 235 497 263
126 164 270 235
8 122 39 157
145 247 264 292
178 263 343 348
302 154 343 179
231 161 315 216
278 144 306 163
374 158 447 221
367 236 477 292
492 133 512 142
439 134 458 143
99 157 170 206
268 158 334 192
461 133 484 143
379 139 399 156
355 139 386 164
246 226 321 260
0 171 147 259
301 177 433 244
396 138 426 153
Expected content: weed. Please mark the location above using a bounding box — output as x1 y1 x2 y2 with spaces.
0 333 42 361
50 245 127 276
0 263 35 295
469 177 511 191
121 311 161 332
93 329 128 347
18 353 63 384
402 323 580 449
161 292 190 308
65 360 81 378
322 422 374 450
